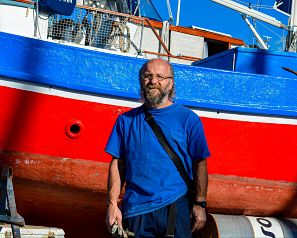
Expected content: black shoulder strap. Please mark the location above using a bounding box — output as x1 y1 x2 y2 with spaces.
143 107 192 190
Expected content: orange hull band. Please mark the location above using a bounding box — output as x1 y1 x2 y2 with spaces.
1 150 297 237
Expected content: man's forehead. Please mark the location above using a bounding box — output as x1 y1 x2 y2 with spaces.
144 60 170 72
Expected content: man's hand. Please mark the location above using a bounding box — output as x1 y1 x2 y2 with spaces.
191 205 207 232
192 159 208 232
106 202 123 233
106 157 125 233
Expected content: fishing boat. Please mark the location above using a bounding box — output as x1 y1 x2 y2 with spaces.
0 0 296 237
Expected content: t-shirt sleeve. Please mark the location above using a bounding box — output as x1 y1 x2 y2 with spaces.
105 116 124 159
187 113 210 161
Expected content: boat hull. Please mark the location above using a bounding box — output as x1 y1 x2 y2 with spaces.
0 32 297 237
0 80 296 183
1 150 109 238
1 150 297 237
1 77 297 236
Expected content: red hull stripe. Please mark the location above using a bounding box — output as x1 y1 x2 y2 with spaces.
0 83 297 183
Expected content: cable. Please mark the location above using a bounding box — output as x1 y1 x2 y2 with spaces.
165 0 174 24
256 19 283 38
233 0 273 10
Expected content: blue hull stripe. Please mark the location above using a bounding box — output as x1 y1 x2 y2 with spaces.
0 32 297 117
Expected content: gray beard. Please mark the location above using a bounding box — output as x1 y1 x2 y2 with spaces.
143 86 169 107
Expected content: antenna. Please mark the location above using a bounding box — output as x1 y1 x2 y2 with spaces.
211 0 287 29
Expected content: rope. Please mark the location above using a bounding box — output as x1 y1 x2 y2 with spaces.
109 18 131 53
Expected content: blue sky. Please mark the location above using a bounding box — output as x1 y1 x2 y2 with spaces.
151 0 289 51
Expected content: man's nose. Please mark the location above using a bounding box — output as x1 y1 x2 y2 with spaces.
150 75 159 84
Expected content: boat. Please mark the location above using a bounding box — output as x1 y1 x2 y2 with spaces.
0 0 296 237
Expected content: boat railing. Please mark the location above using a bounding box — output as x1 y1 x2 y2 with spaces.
44 5 144 55
45 4 201 63
3 1 201 64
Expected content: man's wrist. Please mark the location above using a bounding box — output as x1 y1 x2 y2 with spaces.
193 200 207 208
107 199 118 207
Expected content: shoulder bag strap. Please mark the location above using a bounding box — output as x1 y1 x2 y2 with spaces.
143 107 192 190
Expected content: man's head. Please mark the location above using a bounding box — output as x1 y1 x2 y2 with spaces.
139 58 175 108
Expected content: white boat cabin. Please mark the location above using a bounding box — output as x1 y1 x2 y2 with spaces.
0 0 244 65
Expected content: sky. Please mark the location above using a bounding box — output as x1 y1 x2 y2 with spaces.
151 0 290 51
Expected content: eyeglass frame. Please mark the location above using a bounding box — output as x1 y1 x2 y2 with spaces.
140 73 173 82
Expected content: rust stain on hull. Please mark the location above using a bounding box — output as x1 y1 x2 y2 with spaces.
208 174 297 218
1 150 297 237
0 150 108 191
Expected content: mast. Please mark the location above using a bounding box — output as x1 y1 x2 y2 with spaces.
211 0 288 50
211 0 286 28
290 0 297 28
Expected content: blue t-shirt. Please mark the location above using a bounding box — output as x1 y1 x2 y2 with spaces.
105 103 210 218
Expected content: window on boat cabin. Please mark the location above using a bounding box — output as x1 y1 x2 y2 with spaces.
206 39 229 57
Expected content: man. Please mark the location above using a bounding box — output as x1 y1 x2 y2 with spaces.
105 58 210 237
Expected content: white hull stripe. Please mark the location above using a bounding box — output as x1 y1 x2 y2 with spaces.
1 77 297 125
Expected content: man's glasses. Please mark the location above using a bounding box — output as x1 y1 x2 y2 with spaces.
141 73 173 82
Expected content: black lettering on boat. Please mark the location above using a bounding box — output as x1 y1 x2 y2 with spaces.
256 218 276 238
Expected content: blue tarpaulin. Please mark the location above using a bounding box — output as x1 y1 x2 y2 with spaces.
39 0 76 16
127 0 162 21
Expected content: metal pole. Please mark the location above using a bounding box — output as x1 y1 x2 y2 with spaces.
286 0 297 51
165 0 174 24
145 18 172 55
242 15 268 49
176 0 181 26
290 0 297 30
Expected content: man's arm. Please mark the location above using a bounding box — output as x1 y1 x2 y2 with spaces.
106 156 125 231
191 158 208 232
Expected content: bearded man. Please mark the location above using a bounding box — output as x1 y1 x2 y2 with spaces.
105 58 210 238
